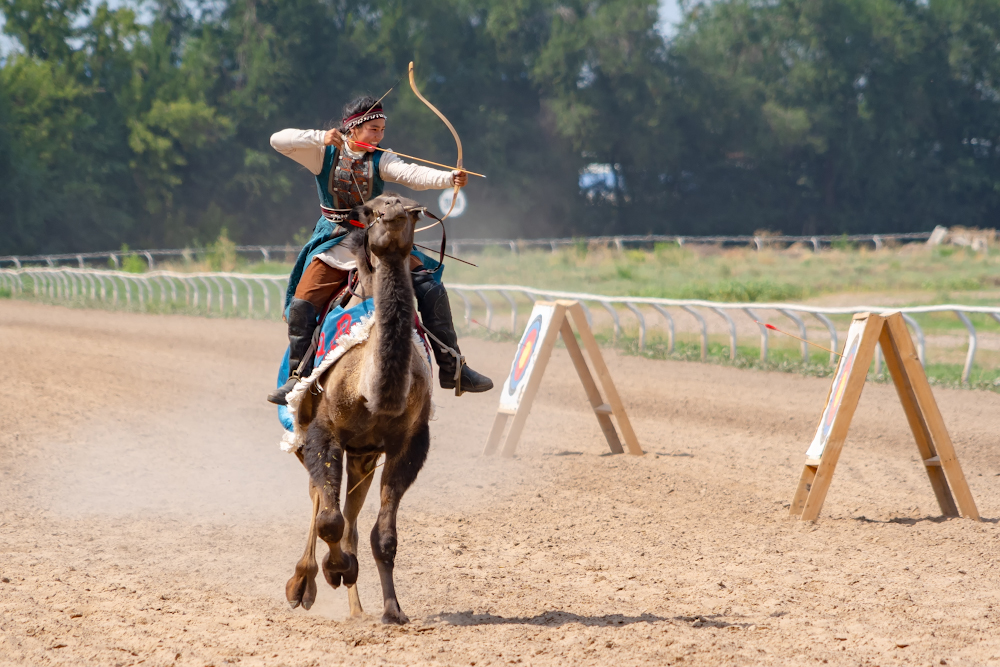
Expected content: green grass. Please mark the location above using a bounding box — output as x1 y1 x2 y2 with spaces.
154 240 1000 304
443 242 1000 301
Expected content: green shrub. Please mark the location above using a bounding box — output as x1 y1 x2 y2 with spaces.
831 234 854 251
206 228 239 272
682 280 804 302
115 244 147 273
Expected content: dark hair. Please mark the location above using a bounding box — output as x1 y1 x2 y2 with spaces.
340 95 383 132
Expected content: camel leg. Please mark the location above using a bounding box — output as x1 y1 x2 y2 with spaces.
285 482 320 610
342 452 380 618
301 422 359 591
371 423 430 625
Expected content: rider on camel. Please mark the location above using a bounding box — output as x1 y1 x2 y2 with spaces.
266 95 493 406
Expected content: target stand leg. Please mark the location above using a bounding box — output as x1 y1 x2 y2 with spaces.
482 412 511 456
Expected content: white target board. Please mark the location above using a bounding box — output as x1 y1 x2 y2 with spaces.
805 317 866 459
484 300 642 457
498 303 556 412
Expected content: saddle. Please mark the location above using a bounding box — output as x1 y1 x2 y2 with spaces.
276 291 432 434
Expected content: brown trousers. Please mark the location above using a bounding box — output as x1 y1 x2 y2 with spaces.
294 255 424 311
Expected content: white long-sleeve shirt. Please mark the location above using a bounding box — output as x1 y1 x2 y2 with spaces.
269 128 455 190
272 129 456 272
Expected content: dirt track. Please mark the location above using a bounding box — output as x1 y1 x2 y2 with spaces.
2 300 1000 667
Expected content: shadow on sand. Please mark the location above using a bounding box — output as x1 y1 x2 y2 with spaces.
428 610 755 630
852 514 998 525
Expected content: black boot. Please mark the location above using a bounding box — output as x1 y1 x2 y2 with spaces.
412 272 493 395
267 298 318 406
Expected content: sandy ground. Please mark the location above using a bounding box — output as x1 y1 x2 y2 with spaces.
1 300 999 667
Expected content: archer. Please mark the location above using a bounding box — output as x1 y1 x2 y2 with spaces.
266 95 492 406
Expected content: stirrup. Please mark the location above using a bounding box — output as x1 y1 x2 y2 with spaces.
267 371 301 406
452 353 466 396
422 328 466 395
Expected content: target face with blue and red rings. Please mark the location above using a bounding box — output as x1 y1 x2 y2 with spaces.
508 314 544 395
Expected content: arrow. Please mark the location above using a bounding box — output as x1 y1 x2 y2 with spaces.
351 141 486 178
756 321 842 358
412 243 478 267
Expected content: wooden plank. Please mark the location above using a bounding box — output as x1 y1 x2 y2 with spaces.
499 304 567 457
883 313 980 520
878 316 958 517
789 465 817 517
566 302 644 456
482 412 510 456
799 314 883 521
560 317 624 454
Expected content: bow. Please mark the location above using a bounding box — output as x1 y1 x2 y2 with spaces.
409 61 463 223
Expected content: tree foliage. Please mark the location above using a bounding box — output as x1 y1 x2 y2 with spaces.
1 0 999 254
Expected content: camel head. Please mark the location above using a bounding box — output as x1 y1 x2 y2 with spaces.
356 193 421 262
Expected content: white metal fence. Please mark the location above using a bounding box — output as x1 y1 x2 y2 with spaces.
3 268 998 384
446 285 1000 385
0 267 288 319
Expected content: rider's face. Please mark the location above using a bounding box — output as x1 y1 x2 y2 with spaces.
350 119 386 151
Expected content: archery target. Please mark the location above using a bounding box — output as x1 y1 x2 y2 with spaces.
509 316 542 394
499 303 556 411
437 189 467 217
806 318 865 459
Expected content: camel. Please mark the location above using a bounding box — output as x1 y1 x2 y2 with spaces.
283 193 434 625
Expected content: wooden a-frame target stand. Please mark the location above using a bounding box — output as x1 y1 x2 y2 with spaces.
483 300 643 457
791 311 980 522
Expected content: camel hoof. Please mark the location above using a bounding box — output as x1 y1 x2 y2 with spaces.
381 602 409 625
285 571 318 611
322 551 358 589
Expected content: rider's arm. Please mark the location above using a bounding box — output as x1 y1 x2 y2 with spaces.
269 129 327 175
379 151 457 190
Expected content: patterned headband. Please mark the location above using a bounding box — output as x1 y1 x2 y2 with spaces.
342 109 386 131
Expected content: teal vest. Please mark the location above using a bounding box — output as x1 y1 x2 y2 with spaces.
315 145 384 214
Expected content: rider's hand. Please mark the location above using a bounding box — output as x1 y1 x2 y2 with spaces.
451 171 468 187
324 128 345 148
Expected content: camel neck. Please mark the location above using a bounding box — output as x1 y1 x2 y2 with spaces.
369 256 415 414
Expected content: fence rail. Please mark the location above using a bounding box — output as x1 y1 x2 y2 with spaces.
0 267 288 319
0 232 935 268
3 268 997 384
445 285 998 385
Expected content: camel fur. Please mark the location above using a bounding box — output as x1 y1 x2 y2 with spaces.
283 194 434 625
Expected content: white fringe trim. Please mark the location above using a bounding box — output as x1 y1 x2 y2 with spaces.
280 315 433 453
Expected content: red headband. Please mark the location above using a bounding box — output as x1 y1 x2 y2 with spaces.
342 107 386 131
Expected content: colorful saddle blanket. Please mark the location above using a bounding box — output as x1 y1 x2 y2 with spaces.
276 298 374 432
276 298 432 438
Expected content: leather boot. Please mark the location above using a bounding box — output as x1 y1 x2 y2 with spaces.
412 272 493 395
267 298 318 406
